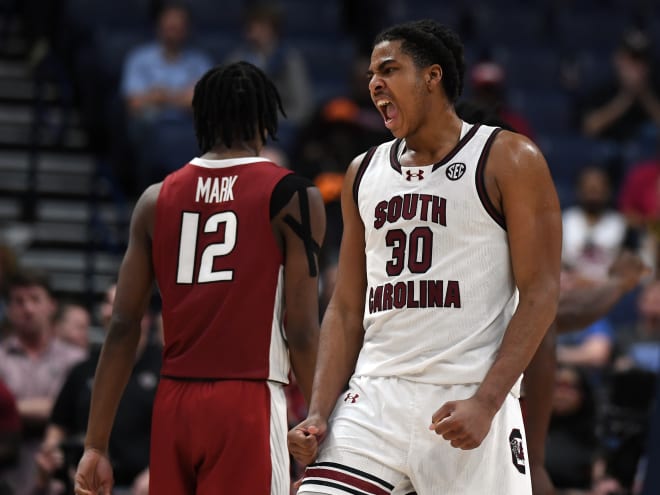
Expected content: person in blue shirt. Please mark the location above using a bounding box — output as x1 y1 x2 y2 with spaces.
120 1 212 191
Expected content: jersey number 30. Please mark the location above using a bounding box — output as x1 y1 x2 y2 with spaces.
177 211 237 283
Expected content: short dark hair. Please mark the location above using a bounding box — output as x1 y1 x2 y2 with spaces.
244 2 283 35
7 268 53 297
192 62 285 153
155 0 190 21
374 19 465 102
619 29 652 61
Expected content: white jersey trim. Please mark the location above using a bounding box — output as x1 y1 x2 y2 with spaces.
268 265 289 384
190 156 274 169
269 381 290 495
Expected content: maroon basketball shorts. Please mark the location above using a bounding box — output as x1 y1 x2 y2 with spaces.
150 378 289 494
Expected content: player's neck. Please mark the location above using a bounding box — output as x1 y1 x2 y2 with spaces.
202 141 262 160
402 108 463 164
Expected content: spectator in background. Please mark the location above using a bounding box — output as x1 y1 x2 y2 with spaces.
0 378 20 471
120 1 212 192
618 140 660 274
562 166 628 282
578 29 660 143
0 270 85 495
614 279 660 373
53 302 90 352
557 166 628 371
545 365 598 494
468 60 535 139
34 284 160 495
225 2 313 135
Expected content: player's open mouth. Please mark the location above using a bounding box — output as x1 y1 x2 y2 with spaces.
377 99 398 127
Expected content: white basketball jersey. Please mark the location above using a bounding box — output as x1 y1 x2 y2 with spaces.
353 122 520 389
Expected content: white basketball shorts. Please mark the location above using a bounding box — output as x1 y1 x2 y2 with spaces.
298 375 531 495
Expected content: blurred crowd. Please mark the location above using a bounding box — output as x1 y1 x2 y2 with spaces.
1 0 660 494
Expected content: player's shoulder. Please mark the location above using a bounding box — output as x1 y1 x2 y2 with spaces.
488 129 547 174
140 182 163 207
131 182 163 227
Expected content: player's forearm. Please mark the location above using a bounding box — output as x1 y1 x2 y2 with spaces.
84 319 141 452
308 304 364 421
523 326 557 466
556 278 625 333
476 288 558 412
288 331 319 406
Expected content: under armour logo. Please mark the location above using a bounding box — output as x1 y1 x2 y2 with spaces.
344 392 359 403
405 169 424 181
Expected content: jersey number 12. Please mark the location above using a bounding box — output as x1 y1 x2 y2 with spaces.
176 211 237 283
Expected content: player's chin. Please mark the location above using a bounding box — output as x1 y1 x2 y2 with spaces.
388 125 407 140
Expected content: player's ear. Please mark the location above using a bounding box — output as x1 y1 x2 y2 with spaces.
426 64 443 91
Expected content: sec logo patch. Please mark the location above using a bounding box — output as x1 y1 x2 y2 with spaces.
446 162 466 181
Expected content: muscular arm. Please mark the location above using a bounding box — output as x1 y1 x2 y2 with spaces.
83 185 159 453
307 155 368 422
556 251 648 333
276 185 326 405
476 132 562 413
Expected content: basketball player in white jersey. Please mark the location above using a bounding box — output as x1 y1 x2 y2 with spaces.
288 19 562 495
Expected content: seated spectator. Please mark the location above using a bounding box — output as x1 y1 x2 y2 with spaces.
614 279 660 373
562 166 628 282
0 269 85 495
594 368 656 495
33 284 160 495
0 378 20 467
557 316 615 370
0 378 20 495
557 166 628 375
468 60 535 139
545 365 598 493
225 2 313 142
618 144 660 274
577 29 660 143
52 302 90 352
120 0 212 192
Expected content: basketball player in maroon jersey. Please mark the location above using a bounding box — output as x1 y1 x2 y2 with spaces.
73 62 326 495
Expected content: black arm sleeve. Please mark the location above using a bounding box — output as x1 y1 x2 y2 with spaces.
270 173 316 219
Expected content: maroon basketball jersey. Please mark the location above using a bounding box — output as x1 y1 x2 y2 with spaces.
153 157 292 381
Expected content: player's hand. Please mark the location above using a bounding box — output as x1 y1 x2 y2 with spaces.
287 415 327 466
428 396 497 449
608 250 650 292
74 448 114 495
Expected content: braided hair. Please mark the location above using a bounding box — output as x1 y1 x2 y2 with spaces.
192 61 285 153
374 20 465 102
